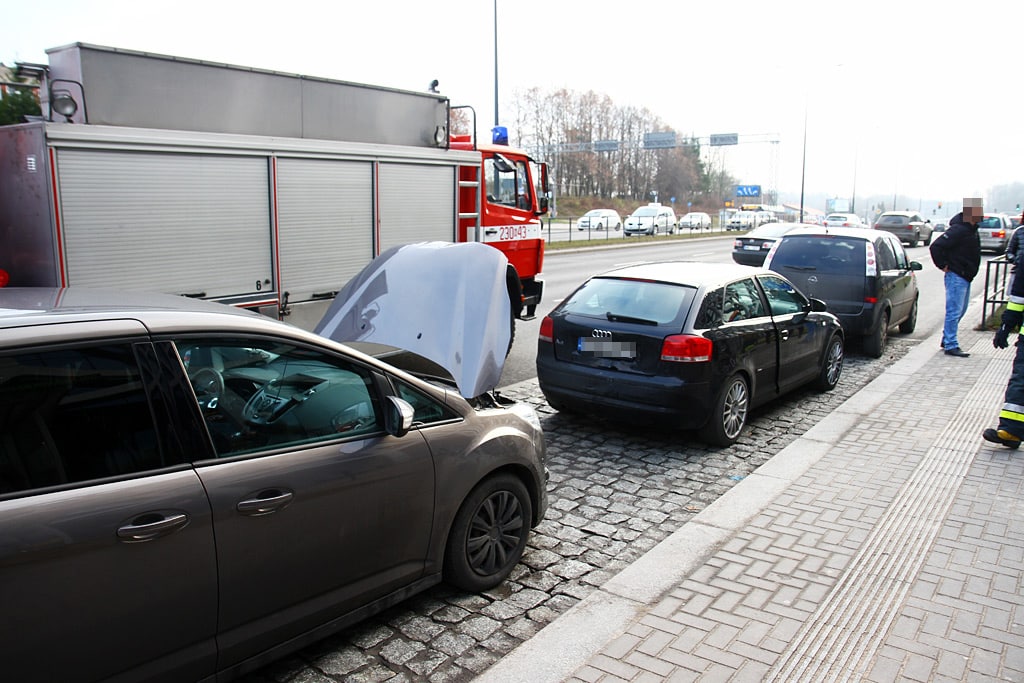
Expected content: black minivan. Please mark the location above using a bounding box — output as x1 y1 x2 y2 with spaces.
762 227 922 357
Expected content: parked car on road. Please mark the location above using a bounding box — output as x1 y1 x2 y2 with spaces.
578 209 622 232
978 213 1014 254
932 221 948 233
873 210 933 247
679 211 712 230
624 204 677 236
727 211 759 231
0 287 548 683
825 213 866 228
763 226 921 358
536 262 844 446
732 222 809 266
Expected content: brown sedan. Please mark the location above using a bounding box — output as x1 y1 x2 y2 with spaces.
0 288 547 682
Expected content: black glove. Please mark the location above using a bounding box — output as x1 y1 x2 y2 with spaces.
994 326 1011 349
1002 308 1024 331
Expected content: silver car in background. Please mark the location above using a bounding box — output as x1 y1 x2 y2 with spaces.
0 288 547 682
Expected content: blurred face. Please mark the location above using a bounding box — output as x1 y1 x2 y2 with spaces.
963 197 983 224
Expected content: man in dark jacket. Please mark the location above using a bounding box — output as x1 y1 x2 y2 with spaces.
929 198 983 357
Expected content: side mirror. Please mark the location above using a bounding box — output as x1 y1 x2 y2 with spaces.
538 196 549 214
910 261 923 271
809 297 828 313
384 396 415 438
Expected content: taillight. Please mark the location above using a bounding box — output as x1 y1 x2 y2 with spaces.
539 316 553 342
733 239 742 248
864 296 878 304
0 269 8 287
661 334 712 362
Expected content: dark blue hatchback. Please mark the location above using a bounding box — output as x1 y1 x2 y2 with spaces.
536 262 845 446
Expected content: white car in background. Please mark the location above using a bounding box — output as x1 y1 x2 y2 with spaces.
624 204 677 236
825 213 866 228
577 209 622 231
679 212 712 230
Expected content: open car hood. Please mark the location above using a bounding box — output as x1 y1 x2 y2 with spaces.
314 242 512 398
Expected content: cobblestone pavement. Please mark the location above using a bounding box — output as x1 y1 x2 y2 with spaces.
243 338 915 683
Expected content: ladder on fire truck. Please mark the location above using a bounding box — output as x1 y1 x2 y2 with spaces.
458 164 482 241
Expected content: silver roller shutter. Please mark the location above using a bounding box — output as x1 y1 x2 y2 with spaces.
276 158 374 300
378 163 455 252
57 149 272 300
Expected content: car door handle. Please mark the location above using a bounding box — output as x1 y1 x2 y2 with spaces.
236 489 294 516
780 330 790 341
117 511 190 543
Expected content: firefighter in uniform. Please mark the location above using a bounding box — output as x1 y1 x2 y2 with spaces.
983 270 1024 449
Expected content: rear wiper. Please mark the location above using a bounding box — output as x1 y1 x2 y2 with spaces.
783 264 817 271
606 312 658 325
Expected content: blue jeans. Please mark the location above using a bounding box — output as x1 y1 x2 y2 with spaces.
941 271 971 350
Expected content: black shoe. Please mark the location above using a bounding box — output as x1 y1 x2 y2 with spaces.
945 347 970 357
983 428 1021 449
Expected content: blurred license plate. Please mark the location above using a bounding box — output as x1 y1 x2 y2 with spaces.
578 337 636 358
743 245 760 250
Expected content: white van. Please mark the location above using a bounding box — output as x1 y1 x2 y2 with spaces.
624 204 678 236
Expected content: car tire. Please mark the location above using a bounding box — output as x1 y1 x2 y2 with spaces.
615 222 621 231
814 334 844 391
864 310 889 358
699 373 749 447
443 473 532 592
908 232 919 248
899 296 918 334
596 223 604 231
924 231 932 246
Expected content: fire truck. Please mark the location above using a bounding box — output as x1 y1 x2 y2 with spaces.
0 43 548 330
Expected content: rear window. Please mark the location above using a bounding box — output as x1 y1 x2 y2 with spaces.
632 208 657 217
979 217 1004 230
771 236 867 275
561 277 696 326
880 215 909 225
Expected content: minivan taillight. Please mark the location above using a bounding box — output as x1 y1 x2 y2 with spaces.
539 316 553 343
661 335 712 362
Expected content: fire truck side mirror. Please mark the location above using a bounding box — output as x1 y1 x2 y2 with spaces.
538 196 549 214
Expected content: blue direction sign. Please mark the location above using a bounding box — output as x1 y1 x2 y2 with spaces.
643 132 676 149
736 185 762 197
593 140 619 152
710 133 739 146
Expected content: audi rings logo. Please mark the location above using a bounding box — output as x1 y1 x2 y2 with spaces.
592 329 613 338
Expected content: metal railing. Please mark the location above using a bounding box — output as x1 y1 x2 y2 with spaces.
982 255 1014 329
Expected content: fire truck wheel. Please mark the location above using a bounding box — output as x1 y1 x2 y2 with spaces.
507 311 515 357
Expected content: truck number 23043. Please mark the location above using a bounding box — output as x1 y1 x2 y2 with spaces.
498 225 530 241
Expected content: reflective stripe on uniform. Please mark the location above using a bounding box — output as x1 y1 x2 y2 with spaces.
999 408 1024 424
1003 402 1024 414
1008 300 1024 312
1009 294 1024 306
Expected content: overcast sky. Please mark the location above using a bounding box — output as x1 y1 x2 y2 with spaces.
4 0 1022 210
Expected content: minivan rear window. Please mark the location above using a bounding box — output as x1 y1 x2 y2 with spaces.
770 236 867 275
880 215 908 225
562 277 696 326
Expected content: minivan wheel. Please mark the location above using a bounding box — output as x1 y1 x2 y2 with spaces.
699 373 749 447
815 334 844 391
864 311 889 358
444 474 531 592
899 297 918 334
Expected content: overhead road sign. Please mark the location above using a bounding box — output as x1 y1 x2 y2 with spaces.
643 132 676 149
736 185 762 197
710 133 739 146
593 140 619 152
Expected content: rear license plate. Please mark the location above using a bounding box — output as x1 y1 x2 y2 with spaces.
743 245 760 251
578 337 636 358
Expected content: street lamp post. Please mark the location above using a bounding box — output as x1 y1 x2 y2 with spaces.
799 103 807 222
493 0 499 128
